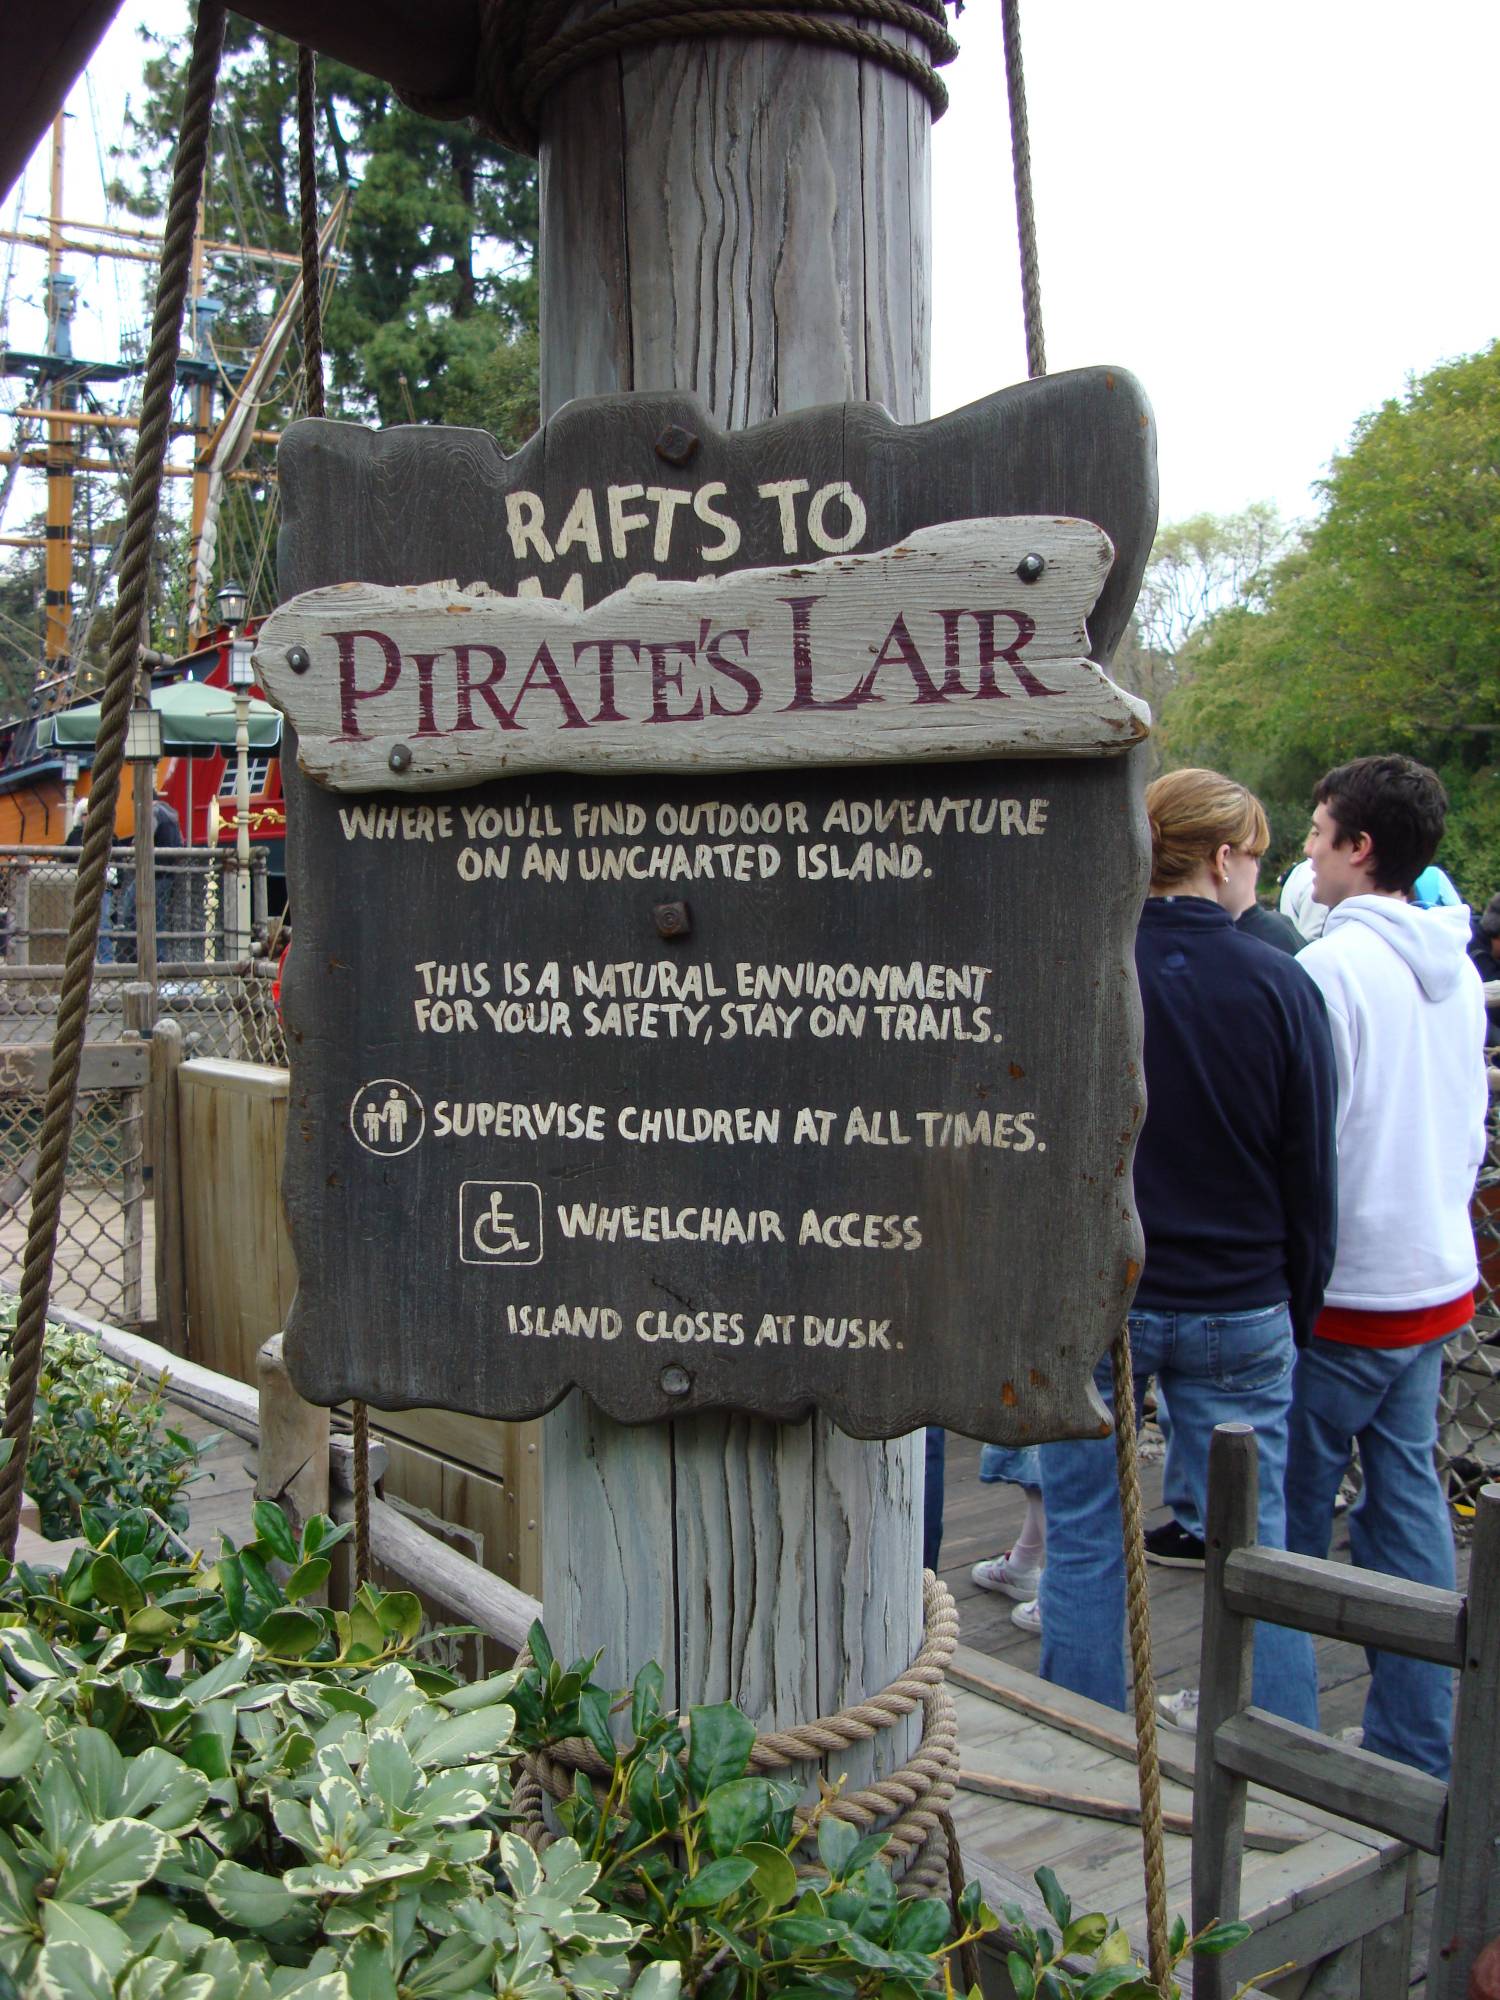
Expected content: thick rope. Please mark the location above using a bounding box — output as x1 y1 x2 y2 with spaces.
296 45 326 421
1000 0 1045 378
0 0 227 1557
463 0 958 156
517 1573 959 1893
939 1806 981 1989
351 1399 372 1587
1111 1325 1171 1997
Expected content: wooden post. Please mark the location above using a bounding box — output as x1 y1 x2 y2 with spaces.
148 1018 188 1354
118 980 154 1328
537 20 928 1776
131 758 157 988
1428 1482 1500 2000
256 1331 330 1539
1190 1422 1259 2000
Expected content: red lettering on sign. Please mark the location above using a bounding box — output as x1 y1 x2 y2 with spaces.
510 642 589 730
646 638 705 724
934 609 1059 699
853 613 947 705
332 629 403 741
780 596 867 711
412 653 444 737
704 626 759 718
572 638 636 725
452 645 518 732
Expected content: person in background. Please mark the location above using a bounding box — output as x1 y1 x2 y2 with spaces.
1282 852 1463 946
1469 894 1500 1029
1149 798 1300 1570
1286 756 1488 1777
1237 895 1302 955
970 1444 1046 1634
1039 770 1335 1729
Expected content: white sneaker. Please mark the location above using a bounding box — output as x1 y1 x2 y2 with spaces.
970 1551 1042 1601
1010 1598 1042 1634
1157 1687 1200 1731
1338 1725 1364 1747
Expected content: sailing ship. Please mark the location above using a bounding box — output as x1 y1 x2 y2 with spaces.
0 104 346 892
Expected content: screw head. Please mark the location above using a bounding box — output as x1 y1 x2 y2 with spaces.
1016 552 1047 583
286 645 311 674
654 900 691 940
388 742 413 773
655 423 700 467
660 1363 692 1397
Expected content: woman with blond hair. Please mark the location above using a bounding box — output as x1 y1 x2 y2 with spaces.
1037 768 1336 1726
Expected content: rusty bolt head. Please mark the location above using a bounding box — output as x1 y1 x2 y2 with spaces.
388 742 413 773
660 1363 692 1397
654 900 691 940
1016 552 1047 583
655 423 700 467
287 644 311 674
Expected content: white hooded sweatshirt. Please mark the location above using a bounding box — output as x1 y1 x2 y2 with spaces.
1297 897 1488 1313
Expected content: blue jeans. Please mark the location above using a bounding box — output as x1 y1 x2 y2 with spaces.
979 1443 1042 1491
1285 1336 1456 1778
1038 1304 1318 1724
923 1427 945 1572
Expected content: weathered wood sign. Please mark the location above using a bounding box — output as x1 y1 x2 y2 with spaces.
269 372 1155 1440
258 520 1148 786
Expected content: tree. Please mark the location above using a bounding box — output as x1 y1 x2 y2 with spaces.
1134 503 1294 663
1159 342 1500 890
101 11 539 626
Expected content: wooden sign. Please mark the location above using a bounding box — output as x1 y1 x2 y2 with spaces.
271 374 1155 1440
258 521 1148 786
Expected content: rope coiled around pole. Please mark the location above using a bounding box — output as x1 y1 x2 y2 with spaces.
449 0 957 156
515 1572 960 1893
0 0 227 1557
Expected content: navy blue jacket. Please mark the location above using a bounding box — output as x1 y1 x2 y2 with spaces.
1133 897 1338 1345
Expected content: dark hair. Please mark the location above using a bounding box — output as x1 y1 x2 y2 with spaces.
1312 755 1448 895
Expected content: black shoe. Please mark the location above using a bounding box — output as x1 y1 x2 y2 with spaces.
1144 1520 1206 1568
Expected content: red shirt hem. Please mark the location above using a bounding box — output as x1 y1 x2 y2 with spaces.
1315 1291 1475 1349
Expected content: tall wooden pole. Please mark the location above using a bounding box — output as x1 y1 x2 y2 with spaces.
537 22 930 1779
43 112 76 689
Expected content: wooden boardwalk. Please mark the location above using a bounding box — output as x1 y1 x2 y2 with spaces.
935 1428 1452 1991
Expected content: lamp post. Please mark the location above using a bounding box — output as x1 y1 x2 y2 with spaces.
125 701 164 1015
217 580 253 959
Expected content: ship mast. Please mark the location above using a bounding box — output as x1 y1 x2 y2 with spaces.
42 112 76 688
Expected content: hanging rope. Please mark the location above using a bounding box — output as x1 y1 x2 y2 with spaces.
0 0 227 1558
295 35 372 1588
296 45 326 423
449 0 957 156
1111 1324 1172 1997
1000 0 1045 379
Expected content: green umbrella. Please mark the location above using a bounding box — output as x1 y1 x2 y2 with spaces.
39 678 283 753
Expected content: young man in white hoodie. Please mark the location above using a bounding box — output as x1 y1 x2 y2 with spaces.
1287 755 1488 1777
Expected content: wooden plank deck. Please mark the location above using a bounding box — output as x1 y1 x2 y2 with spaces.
935 1430 1455 1995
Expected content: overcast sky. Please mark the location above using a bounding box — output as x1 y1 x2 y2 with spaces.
7 0 1497 534
932 0 1500 525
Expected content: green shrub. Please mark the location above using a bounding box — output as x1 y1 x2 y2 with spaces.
0 1302 211 1540
0 1499 1246 1998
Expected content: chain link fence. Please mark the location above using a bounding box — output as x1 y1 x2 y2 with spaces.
1439 1081 1500 1506
0 843 286 1327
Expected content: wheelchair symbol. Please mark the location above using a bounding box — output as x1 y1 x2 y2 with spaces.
459 1180 543 1267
